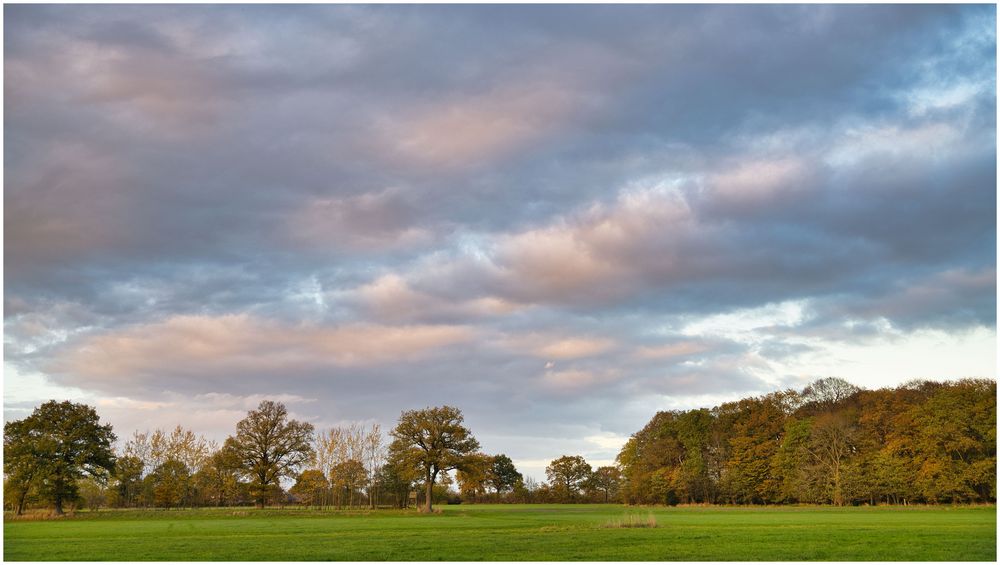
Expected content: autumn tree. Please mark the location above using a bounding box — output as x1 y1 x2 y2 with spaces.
192 445 243 507
3 401 116 515
590 466 622 503
616 408 718 505
313 428 346 480
77 476 109 511
313 423 385 507
800 377 860 414
121 426 212 477
290 469 330 507
718 392 793 504
330 459 366 508
112 455 144 508
378 458 419 509
618 379 995 506
3 419 47 515
806 412 857 505
226 400 315 508
546 455 592 502
150 458 191 509
908 379 996 502
154 426 213 472
772 417 813 502
389 406 480 512
363 424 385 508
487 454 523 499
456 453 493 503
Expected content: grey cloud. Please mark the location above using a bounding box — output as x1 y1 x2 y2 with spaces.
4 5 995 461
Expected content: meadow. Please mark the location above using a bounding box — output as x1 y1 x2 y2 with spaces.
4 504 996 561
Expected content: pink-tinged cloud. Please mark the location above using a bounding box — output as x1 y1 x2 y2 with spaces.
706 157 809 205
496 333 617 360
541 367 622 393
633 340 711 360
356 274 522 323
4 4 994 475
377 82 583 169
288 189 434 252
46 314 476 386
489 187 694 304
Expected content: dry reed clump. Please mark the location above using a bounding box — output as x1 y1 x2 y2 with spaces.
602 512 658 528
4 510 76 521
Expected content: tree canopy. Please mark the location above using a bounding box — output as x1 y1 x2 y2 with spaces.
7 380 993 513
488 454 523 495
617 378 996 506
546 455 593 502
389 405 480 512
225 400 315 507
3 401 116 514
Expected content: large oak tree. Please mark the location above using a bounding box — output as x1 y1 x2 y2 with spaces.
545 455 592 502
3 401 116 515
389 405 480 512
226 400 314 508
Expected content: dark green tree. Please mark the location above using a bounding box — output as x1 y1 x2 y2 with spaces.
3 419 47 515
487 454 523 498
3 401 116 515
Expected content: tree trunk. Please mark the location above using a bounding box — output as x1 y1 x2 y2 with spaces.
424 469 434 513
832 464 842 506
16 488 28 516
256 475 267 508
53 496 64 516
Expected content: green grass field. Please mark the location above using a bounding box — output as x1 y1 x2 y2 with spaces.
4 504 996 561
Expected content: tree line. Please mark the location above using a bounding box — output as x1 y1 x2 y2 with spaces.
617 378 996 505
4 378 995 515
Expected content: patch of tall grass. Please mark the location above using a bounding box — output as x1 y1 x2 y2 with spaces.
602 511 658 528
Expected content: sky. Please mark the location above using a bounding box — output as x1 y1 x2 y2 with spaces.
3 4 997 481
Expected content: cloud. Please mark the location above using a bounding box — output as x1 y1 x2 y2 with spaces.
535 337 616 360
380 83 579 169
496 333 617 360
353 274 522 323
288 189 434 253
634 340 712 360
42 315 476 393
4 5 994 471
